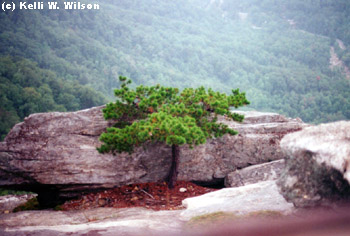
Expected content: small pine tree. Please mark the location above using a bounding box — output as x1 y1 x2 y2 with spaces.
98 76 249 188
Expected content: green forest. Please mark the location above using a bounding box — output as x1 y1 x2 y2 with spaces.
0 56 106 140
0 0 350 140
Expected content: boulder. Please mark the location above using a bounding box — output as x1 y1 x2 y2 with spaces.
225 159 285 187
277 121 350 208
179 111 305 184
180 180 295 220
0 106 305 202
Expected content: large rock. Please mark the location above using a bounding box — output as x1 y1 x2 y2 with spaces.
0 106 305 201
225 159 285 187
277 121 350 208
179 111 305 183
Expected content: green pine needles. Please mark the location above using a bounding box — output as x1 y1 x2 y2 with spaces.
98 76 249 188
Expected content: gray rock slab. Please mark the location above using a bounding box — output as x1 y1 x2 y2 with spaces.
180 180 295 220
225 159 285 187
0 207 185 236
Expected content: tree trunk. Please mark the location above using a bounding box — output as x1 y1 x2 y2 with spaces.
167 144 180 189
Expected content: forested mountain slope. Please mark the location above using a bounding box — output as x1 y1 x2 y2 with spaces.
0 56 106 140
1 0 350 139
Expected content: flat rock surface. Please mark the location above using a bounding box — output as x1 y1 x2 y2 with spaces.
0 207 184 236
181 180 295 220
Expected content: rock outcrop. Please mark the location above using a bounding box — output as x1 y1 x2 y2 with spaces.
0 106 305 202
277 121 350 208
181 111 305 184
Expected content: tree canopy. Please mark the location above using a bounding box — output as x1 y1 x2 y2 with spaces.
98 77 249 187
98 76 249 154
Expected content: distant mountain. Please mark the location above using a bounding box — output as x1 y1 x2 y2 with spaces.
1 0 350 139
201 0 350 44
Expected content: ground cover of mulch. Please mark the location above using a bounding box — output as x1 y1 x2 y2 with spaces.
61 181 217 211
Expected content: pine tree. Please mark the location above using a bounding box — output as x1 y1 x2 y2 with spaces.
98 76 250 188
